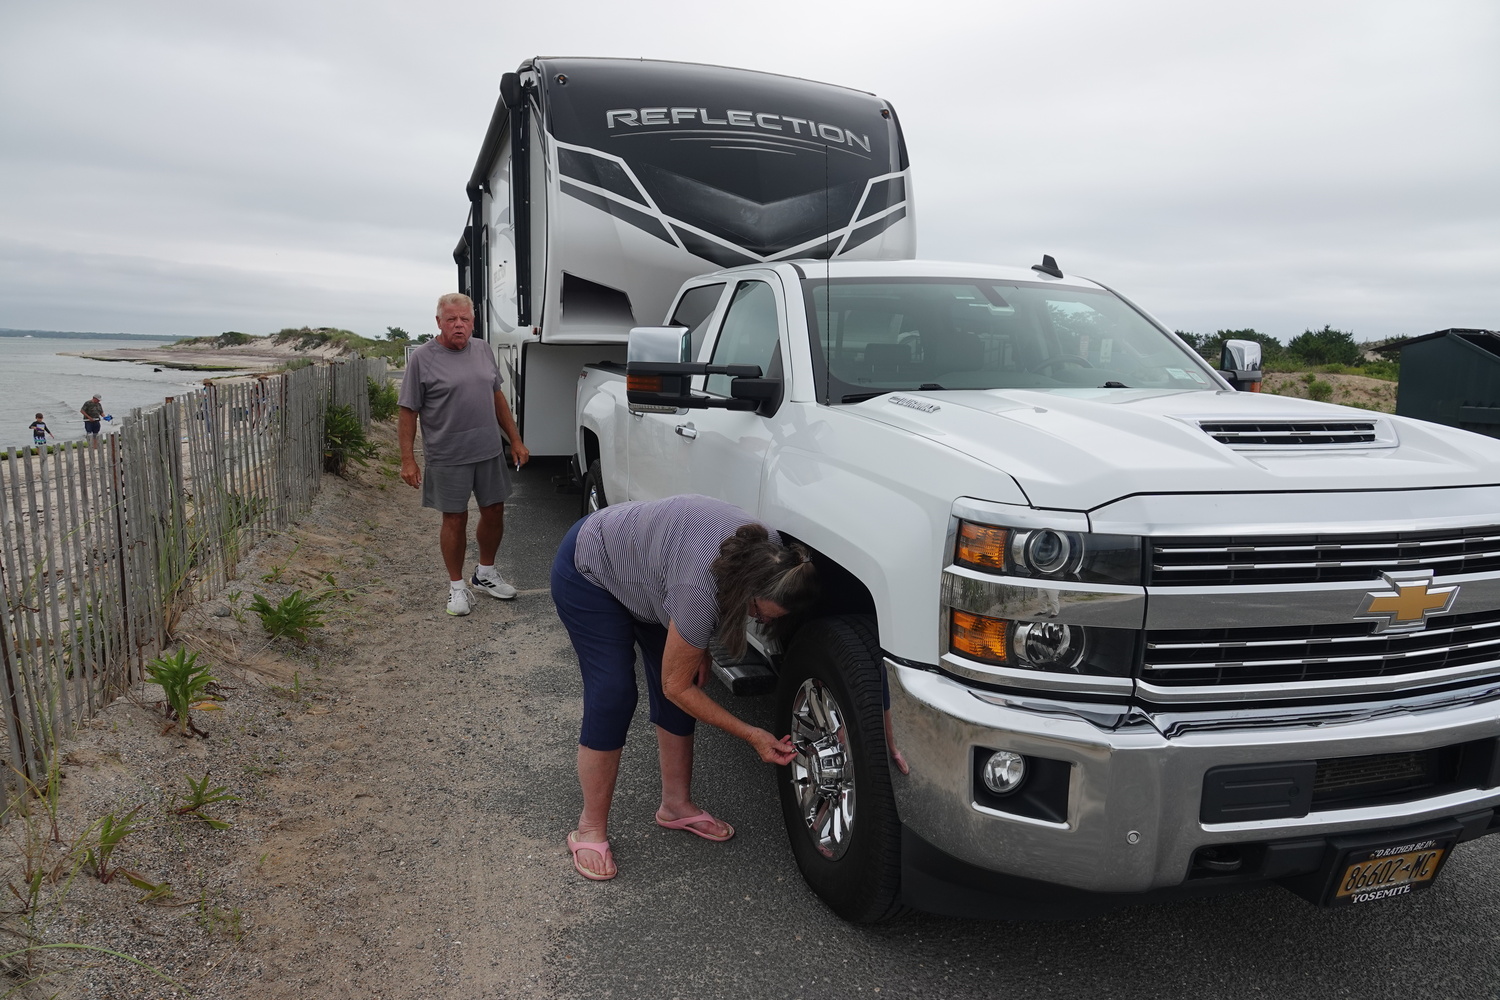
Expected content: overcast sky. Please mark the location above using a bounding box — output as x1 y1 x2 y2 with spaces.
1 0 1496 343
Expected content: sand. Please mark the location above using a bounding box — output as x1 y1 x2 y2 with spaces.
1 422 577 998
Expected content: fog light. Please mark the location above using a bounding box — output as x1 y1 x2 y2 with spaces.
981 750 1026 794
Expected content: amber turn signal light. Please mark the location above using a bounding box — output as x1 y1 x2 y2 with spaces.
951 609 1009 664
956 522 1008 571
627 374 665 393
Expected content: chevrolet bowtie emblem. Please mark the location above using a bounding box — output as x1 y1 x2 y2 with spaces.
1356 570 1458 633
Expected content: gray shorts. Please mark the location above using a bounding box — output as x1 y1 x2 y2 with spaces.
422 455 512 513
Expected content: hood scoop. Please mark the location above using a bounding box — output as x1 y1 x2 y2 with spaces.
1196 418 1399 450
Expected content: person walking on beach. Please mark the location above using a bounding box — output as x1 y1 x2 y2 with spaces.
79 394 104 445
28 413 54 448
398 293 530 616
550 494 819 881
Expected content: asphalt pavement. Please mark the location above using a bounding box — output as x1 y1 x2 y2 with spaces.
494 457 1500 1000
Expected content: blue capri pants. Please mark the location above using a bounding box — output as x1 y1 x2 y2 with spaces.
550 518 697 751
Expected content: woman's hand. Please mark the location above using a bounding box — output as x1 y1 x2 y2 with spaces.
747 728 797 766
660 625 795 766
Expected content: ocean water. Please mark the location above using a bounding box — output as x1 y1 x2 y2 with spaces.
0 337 244 451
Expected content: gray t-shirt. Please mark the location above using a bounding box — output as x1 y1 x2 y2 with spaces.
574 494 780 650
398 338 504 466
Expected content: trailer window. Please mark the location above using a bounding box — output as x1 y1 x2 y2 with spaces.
669 283 726 360
706 281 779 397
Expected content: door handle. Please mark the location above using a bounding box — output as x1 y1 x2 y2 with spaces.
674 423 698 440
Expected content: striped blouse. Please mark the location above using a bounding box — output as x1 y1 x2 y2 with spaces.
573 494 779 650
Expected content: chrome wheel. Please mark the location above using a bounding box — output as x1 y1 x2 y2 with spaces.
788 676 856 861
580 459 607 518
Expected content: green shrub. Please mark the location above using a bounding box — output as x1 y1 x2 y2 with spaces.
174 772 239 830
1355 359 1400 381
249 590 326 643
267 325 407 363
86 805 143 883
1306 377 1334 402
1287 325 1361 366
368 376 399 422
323 403 376 475
1177 329 1287 369
144 648 218 736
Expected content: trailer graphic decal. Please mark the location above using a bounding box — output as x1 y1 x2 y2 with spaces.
556 137 910 266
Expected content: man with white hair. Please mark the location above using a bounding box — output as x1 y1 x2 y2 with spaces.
398 293 530 615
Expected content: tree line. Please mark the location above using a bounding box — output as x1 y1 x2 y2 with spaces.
1175 326 1402 377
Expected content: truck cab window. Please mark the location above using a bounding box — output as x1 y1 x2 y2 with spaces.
706 280 779 397
669 283 726 360
806 278 1217 401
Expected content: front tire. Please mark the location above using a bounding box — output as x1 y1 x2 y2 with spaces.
579 458 607 518
776 615 905 923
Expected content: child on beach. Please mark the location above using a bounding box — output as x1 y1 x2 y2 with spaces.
28 413 54 447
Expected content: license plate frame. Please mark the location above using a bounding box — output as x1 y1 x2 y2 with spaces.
1320 830 1457 907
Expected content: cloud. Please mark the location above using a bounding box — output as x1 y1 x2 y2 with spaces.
0 0 1496 341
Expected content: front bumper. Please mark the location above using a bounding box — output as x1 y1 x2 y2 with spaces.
888 661 1500 900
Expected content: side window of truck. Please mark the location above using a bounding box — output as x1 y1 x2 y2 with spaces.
668 283 726 360
706 280 779 397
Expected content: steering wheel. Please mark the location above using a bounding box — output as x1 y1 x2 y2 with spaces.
1028 354 1094 374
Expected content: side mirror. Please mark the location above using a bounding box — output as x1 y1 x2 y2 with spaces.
729 378 779 404
1218 339 1264 392
626 325 695 413
625 325 782 413
627 325 692 364
628 360 765 411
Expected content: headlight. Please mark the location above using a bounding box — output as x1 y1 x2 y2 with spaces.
954 519 1141 586
950 609 1135 677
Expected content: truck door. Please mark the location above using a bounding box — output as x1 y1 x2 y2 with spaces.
670 275 785 515
625 281 729 500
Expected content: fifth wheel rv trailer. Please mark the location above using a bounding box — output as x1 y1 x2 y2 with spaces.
453 56 916 456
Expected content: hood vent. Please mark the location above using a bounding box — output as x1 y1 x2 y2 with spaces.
1198 418 1398 450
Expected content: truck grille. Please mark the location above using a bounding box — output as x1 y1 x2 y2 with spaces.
1149 526 1500 587
1198 420 1381 447
1142 607 1500 687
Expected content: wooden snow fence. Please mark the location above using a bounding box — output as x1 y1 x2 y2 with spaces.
0 357 387 809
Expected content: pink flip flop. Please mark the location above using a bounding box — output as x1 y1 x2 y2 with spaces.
655 810 735 842
568 831 616 881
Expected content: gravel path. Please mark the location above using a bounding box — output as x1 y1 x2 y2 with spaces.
2 424 594 998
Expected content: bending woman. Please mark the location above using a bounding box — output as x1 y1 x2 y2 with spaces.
550 494 818 881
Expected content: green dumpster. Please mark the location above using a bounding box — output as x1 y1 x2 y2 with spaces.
1396 328 1500 439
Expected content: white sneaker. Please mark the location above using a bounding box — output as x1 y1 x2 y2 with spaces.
471 568 517 600
446 584 474 616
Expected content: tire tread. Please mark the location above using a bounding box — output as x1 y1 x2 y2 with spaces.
779 614 908 923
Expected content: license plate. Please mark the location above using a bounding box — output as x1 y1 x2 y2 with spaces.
1331 838 1451 905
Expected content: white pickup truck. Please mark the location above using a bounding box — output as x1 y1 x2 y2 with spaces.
574 256 1500 921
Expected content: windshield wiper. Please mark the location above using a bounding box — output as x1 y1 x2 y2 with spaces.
918 383 947 391
841 390 891 403
1101 381 1128 388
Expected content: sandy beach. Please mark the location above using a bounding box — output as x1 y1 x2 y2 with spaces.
68 338 360 372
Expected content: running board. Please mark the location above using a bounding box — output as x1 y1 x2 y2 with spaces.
710 646 777 696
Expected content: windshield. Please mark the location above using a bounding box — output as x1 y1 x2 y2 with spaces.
804 278 1220 403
